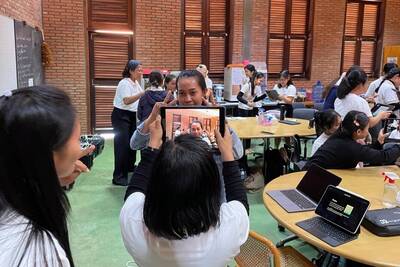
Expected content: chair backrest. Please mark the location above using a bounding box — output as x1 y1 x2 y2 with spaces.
292 102 306 109
235 231 281 267
293 108 318 120
313 102 324 111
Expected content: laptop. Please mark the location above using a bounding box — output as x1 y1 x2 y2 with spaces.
266 90 280 101
296 185 370 247
266 164 342 212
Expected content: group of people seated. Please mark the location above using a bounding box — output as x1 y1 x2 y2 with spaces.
2 60 400 267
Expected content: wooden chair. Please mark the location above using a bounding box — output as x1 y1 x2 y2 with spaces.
235 231 315 267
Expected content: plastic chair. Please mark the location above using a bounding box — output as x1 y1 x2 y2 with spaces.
292 109 318 158
292 102 306 109
235 231 315 267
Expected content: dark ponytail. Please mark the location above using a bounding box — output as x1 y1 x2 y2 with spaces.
375 67 400 93
311 109 340 135
337 66 367 99
149 70 163 88
244 64 257 95
336 110 369 138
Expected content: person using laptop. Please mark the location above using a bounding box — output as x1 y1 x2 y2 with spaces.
304 110 400 170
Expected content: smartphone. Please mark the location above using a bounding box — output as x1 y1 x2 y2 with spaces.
160 106 226 141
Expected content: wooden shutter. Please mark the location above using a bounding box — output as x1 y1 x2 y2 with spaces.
362 4 378 37
360 41 375 74
342 41 357 72
92 34 131 79
268 0 311 77
344 3 359 37
88 0 131 30
184 36 203 69
94 86 115 128
208 0 228 76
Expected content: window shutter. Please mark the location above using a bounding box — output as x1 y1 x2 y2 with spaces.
289 39 305 74
185 0 202 31
184 36 203 70
362 4 378 37
92 34 130 80
269 0 286 35
342 41 357 72
344 3 359 37
209 0 226 32
94 86 115 128
208 37 226 75
268 39 285 73
290 0 307 35
360 41 375 74
89 0 131 30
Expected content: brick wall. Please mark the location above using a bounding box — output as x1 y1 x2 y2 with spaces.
42 0 89 133
249 0 268 62
383 0 400 47
0 0 42 29
231 0 244 63
135 0 181 70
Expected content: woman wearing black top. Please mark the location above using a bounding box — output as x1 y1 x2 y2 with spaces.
304 110 400 170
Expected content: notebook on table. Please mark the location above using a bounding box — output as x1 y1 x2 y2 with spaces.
296 185 370 247
267 164 342 213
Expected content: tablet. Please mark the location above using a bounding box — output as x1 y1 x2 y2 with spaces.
266 90 280 101
160 106 226 141
371 104 394 117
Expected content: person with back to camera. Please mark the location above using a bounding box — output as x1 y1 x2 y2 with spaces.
129 70 243 201
334 66 391 127
304 110 400 170
0 86 94 267
137 70 168 122
112 59 145 186
365 62 398 99
322 72 346 110
310 109 341 156
120 116 249 267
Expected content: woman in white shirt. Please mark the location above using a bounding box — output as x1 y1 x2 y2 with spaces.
120 120 249 267
112 60 145 186
0 86 94 267
272 70 296 117
196 64 215 104
376 68 400 107
366 62 398 99
334 66 390 127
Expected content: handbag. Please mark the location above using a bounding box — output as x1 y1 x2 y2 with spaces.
362 207 400 236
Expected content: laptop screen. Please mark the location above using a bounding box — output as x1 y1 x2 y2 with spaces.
296 164 342 203
316 186 370 234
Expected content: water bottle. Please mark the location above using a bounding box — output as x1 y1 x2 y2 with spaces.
279 105 285 121
214 85 223 102
382 172 400 208
312 80 324 103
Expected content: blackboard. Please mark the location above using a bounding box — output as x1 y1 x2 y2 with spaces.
14 21 43 88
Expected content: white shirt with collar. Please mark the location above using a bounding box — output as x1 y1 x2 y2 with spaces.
113 78 144 112
273 84 296 98
238 83 263 110
334 93 372 118
120 192 249 267
366 76 384 97
377 80 399 105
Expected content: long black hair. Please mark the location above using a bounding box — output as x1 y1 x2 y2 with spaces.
143 134 221 239
334 110 369 138
0 86 76 266
311 109 340 136
374 67 400 94
122 59 141 78
148 70 163 88
244 64 257 95
337 66 367 99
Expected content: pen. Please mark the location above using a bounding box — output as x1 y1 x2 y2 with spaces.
261 131 274 135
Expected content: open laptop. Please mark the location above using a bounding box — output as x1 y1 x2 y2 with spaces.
296 185 370 247
266 90 280 101
266 164 342 212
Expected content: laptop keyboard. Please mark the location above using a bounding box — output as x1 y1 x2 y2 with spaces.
281 190 315 209
296 217 357 247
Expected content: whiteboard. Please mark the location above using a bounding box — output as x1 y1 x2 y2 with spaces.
0 15 18 94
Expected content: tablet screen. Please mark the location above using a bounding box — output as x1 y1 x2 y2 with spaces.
161 107 225 141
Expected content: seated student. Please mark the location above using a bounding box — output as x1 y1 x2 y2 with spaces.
304 110 400 170
137 70 168 122
0 86 94 267
196 64 216 105
189 120 217 148
120 120 249 267
376 67 400 115
366 62 398 99
334 66 391 127
323 72 346 110
272 70 296 117
310 109 341 156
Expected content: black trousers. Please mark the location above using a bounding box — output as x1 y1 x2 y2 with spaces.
111 107 137 183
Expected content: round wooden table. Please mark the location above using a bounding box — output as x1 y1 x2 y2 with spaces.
227 117 315 139
263 166 400 267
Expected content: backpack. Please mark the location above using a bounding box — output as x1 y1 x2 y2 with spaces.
263 147 287 184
